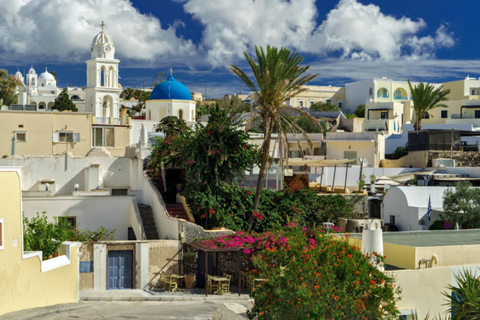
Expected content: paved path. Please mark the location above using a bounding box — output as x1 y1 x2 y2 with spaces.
2 290 253 320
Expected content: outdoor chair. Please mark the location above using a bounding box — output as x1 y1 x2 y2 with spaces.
207 275 219 294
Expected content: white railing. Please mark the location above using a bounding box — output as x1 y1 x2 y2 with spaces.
95 117 109 124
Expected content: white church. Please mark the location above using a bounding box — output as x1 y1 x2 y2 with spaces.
12 22 197 127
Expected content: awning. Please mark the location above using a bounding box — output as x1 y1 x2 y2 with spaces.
286 158 353 167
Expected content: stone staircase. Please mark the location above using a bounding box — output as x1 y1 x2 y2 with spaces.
137 204 159 240
165 203 190 221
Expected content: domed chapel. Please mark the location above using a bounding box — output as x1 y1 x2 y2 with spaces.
146 68 196 123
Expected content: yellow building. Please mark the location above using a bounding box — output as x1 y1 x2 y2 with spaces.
0 168 80 316
285 85 345 109
0 110 130 157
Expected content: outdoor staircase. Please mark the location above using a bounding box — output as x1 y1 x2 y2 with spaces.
165 203 190 221
137 204 159 240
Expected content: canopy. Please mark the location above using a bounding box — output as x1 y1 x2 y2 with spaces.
286 158 353 167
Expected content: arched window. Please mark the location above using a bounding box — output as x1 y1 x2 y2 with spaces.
160 109 166 120
178 109 184 120
369 87 373 96
100 67 105 87
191 110 195 121
148 110 152 120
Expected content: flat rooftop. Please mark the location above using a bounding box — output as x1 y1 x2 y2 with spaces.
349 229 480 247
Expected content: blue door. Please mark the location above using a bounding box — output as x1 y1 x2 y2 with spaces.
107 250 133 289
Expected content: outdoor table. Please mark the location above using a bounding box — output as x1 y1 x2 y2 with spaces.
210 276 229 294
165 274 185 291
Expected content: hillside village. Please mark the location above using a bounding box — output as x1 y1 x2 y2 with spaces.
2 22 480 319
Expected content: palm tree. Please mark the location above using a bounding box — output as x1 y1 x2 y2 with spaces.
408 80 450 131
230 45 319 230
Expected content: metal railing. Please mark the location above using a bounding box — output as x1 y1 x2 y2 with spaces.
393 96 408 100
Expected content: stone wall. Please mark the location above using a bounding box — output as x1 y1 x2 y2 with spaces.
428 151 480 167
181 220 234 243
79 242 94 290
147 240 182 290
341 194 368 219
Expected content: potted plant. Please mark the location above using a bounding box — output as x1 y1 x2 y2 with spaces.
183 251 197 289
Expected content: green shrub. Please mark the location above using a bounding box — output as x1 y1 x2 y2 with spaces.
246 226 400 319
23 212 72 260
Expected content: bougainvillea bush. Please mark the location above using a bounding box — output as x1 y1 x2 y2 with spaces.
195 225 399 319
184 184 353 232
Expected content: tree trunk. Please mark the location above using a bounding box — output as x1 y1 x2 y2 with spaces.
247 117 273 232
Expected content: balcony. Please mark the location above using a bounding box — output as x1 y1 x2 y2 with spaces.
377 94 389 98
94 117 125 125
393 95 408 100
363 118 397 134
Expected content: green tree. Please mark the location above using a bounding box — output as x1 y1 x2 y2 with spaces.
229 46 319 230
310 102 338 111
408 80 450 131
391 144 408 159
156 116 191 137
134 89 150 109
294 117 324 133
0 69 23 106
443 181 480 229
182 104 257 189
52 89 78 111
354 104 365 117
23 212 72 260
120 87 136 101
49 70 59 81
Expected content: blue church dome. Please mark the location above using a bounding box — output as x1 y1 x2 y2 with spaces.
150 75 192 100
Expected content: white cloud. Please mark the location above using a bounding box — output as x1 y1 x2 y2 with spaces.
182 0 318 67
0 0 195 64
181 0 455 66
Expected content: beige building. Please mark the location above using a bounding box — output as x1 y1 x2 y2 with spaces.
325 131 385 168
0 110 130 157
286 85 345 109
0 168 80 316
348 229 480 318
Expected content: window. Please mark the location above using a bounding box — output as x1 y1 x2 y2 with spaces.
178 109 184 120
0 219 3 250
326 98 332 104
59 216 76 228
160 109 166 120
15 131 27 142
338 101 343 109
381 112 388 119
369 87 373 95
441 110 448 118
299 100 304 107
472 90 475 95
423 113 430 119
475 110 480 119
53 131 80 143
92 127 114 147
310 100 315 106
344 151 357 164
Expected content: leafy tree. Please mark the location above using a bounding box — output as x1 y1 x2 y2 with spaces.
443 269 480 319
244 225 400 319
294 117 324 133
52 89 78 111
156 116 191 137
345 113 357 119
23 212 72 260
197 97 251 117
182 104 257 189
49 70 59 81
230 46 319 231
391 144 408 159
354 104 365 117
134 89 150 109
0 69 23 106
310 102 338 111
408 80 450 131
120 87 136 101
443 181 480 229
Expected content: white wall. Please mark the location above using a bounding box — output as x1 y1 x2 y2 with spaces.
345 79 374 113
0 155 141 195
130 120 158 146
23 196 142 240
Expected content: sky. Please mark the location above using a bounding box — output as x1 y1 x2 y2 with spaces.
1 0 479 98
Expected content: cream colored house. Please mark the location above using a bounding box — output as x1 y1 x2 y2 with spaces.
0 167 80 316
285 85 345 109
0 110 130 157
325 131 385 168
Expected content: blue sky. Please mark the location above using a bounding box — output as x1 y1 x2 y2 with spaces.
1 0 479 98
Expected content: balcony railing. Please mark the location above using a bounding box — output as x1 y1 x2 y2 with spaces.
377 94 389 98
393 95 408 100
95 117 110 124
95 117 125 125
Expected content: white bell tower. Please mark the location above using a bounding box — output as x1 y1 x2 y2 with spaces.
85 21 121 122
